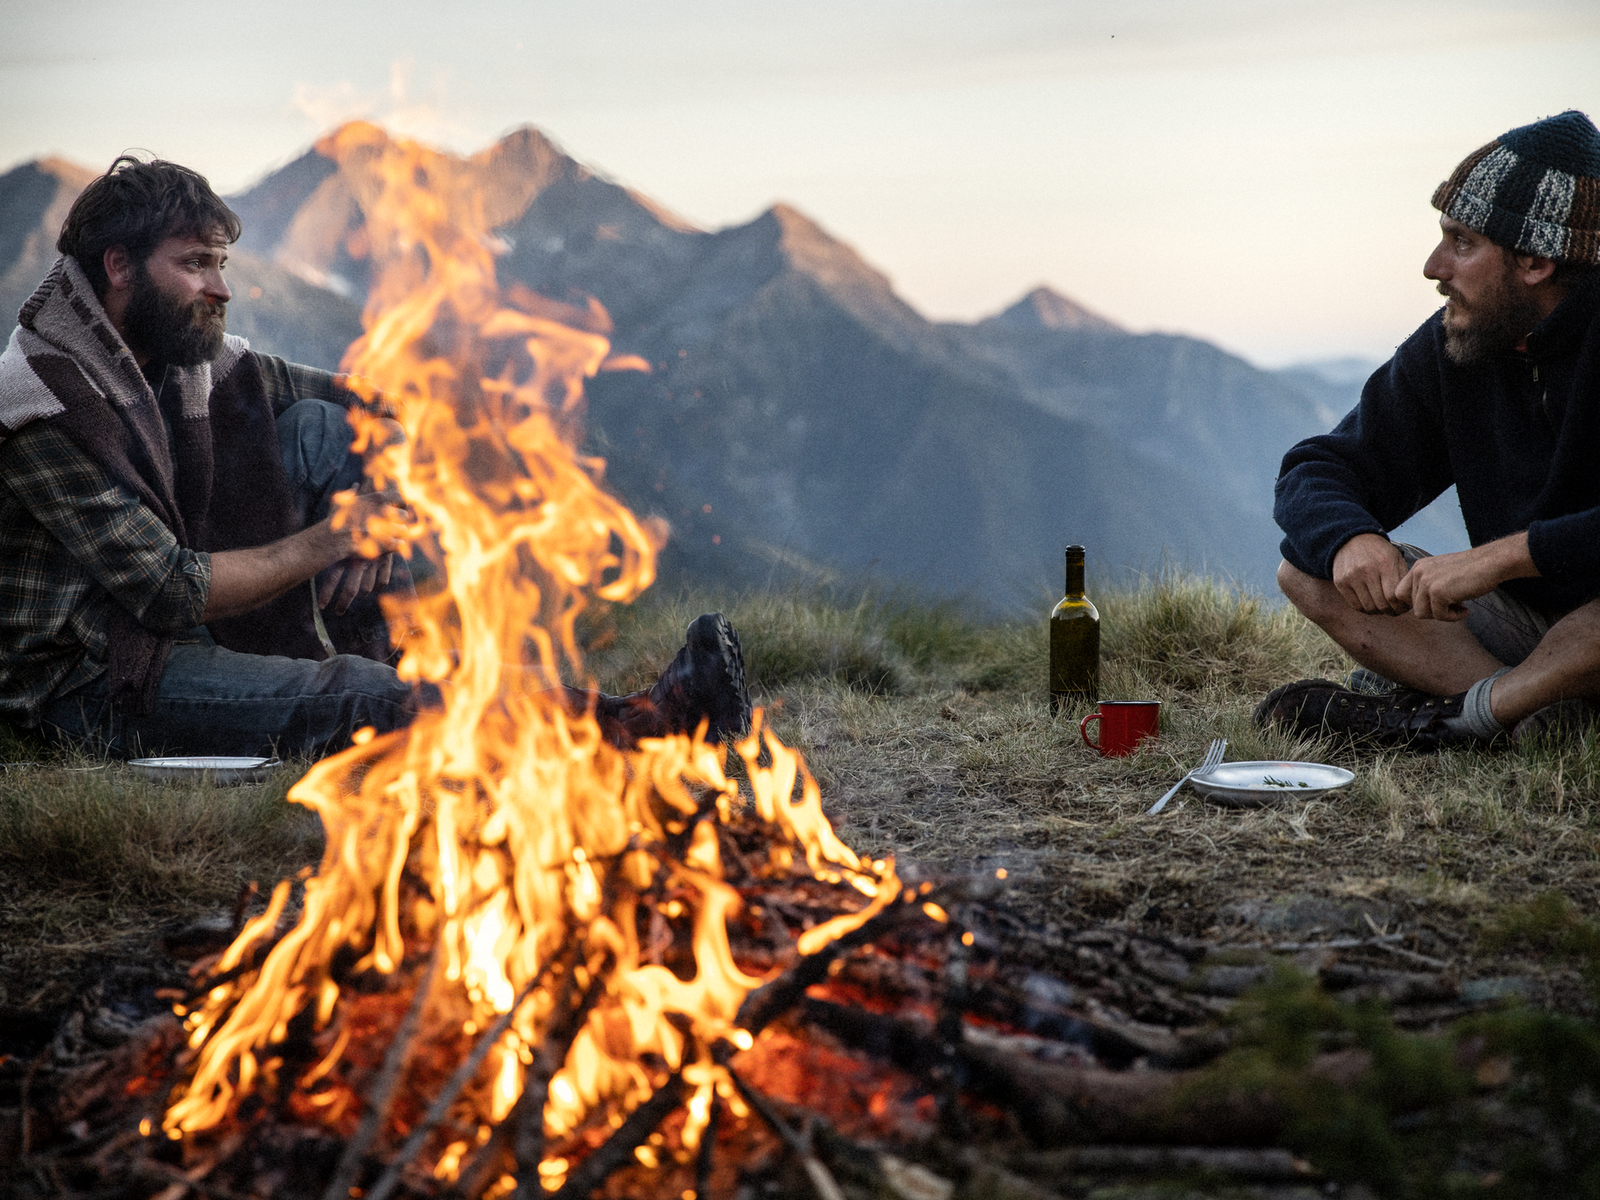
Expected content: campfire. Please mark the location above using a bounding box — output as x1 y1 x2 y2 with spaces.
156 123 910 1196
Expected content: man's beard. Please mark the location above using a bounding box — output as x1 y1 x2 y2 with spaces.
1440 255 1542 366
122 263 227 367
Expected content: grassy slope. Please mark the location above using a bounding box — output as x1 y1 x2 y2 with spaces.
590 575 1599 1011
3 573 1597 1013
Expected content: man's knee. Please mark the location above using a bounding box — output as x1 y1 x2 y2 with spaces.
276 398 351 467
1277 558 1353 631
277 400 364 523
1277 558 1320 605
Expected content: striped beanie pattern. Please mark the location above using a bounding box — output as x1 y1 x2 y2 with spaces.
1431 109 1600 264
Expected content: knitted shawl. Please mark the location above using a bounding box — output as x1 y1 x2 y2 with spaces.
0 257 323 712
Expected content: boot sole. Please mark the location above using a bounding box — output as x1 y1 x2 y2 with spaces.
688 613 752 738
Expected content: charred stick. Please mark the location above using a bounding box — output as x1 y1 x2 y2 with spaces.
802 993 1081 1143
734 903 913 1036
721 1066 846 1200
544 1072 686 1200
88 1125 150 1168
129 1159 259 1200
187 928 291 993
455 1111 518 1200
319 943 444 1200
798 997 941 1074
365 958 561 1200
715 823 756 883
794 996 1341 1147
1370 940 1452 970
1011 1144 1314 1182
229 881 259 935
456 944 585 1200
694 1090 721 1200
934 921 970 1139
1319 964 1454 1003
513 947 614 1175
19 1045 46 1158
1241 933 1447 965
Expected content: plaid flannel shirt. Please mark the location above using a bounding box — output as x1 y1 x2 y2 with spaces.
0 353 360 726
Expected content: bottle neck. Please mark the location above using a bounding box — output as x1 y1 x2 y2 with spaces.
1064 551 1085 597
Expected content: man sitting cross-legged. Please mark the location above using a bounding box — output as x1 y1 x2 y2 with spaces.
1256 110 1600 750
0 154 749 760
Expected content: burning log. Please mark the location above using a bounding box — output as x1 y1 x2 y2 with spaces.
733 899 923 1037
544 1071 686 1199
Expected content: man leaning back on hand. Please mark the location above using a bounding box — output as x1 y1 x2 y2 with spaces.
1256 109 1600 750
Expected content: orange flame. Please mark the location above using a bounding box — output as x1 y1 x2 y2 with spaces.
162 123 897 1170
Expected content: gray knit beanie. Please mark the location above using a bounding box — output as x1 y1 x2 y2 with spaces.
1431 109 1600 264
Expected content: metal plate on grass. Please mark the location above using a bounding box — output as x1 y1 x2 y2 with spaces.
1188 760 1354 807
126 756 282 785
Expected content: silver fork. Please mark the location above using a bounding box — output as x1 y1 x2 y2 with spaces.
1147 738 1226 815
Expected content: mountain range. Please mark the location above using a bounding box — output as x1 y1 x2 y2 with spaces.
0 127 1467 609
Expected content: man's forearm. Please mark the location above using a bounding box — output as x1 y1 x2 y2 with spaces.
1471 531 1539 583
200 489 406 622
202 526 336 621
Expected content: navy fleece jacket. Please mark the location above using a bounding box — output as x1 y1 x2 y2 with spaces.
1274 273 1600 616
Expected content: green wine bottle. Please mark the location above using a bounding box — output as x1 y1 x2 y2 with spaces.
1050 545 1099 713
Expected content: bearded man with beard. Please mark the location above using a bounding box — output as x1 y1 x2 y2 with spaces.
1257 110 1600 749
0 156 750 759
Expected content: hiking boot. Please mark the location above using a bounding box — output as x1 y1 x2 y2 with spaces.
579 614 752 750
1252 678 1473 750
1511 699 1599 747
647 613 752 739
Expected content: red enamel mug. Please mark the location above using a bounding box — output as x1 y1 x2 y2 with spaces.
1079 700 1161 757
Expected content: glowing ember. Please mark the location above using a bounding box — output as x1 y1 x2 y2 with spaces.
160 122 898 1183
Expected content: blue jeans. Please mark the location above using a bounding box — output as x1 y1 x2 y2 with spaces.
40 401 428 759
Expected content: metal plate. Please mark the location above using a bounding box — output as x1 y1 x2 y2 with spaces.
126 756 282 785
1187 760 1355 807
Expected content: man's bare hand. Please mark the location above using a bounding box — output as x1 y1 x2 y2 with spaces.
203 486 414 623
316 487 411 614
316 553 395 614
1332 533 1410 615
1394 532 1537 622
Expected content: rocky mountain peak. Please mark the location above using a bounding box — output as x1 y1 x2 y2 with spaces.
766 203 896 298
988 285 1122 333
36 158 97 190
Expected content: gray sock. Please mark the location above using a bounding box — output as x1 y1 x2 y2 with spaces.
1442 668 1511 740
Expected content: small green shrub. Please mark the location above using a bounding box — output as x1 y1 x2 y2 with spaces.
1194 967 1473 1196
1481 891 1600 1001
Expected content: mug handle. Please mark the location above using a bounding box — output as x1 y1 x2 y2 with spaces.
1079 712 1101 754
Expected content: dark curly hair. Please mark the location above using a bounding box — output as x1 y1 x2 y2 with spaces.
57 154 241 298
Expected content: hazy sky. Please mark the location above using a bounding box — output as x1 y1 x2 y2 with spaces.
3 0 1597 364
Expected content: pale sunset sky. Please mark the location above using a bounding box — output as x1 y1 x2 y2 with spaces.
3 0 1597 365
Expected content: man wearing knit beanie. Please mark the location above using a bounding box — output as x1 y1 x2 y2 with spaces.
1256 110 1600 750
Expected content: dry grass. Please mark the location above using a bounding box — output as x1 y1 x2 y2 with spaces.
4 570 1599 1015
0 750 322 1007
595 573 1600 1011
